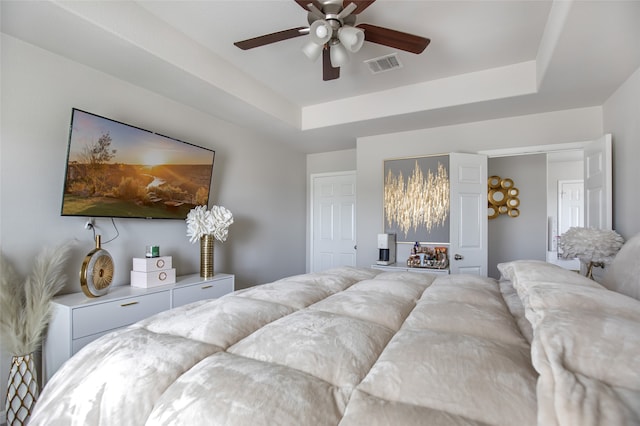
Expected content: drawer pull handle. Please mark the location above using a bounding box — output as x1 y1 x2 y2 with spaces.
121 301 139 307
201 285 213 290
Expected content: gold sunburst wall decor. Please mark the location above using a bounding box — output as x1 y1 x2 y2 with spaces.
487 175 520 219
384 155 450 242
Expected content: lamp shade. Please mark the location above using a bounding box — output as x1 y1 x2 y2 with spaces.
310 20 332 45
302 40 323 62
337 26 364 52
558 227 624 263
329 42 349 67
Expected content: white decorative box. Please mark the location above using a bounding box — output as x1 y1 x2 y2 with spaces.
132 256 172 272
130 269 176 288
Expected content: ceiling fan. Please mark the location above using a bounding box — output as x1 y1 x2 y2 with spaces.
234 0 430 81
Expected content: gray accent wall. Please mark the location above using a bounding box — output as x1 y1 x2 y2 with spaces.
488 154 547 279
355 107 604 271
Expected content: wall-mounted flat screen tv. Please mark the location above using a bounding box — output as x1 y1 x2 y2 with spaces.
61 108 215 220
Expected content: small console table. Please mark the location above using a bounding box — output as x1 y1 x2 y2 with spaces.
371 263 449 275
43 273 234 383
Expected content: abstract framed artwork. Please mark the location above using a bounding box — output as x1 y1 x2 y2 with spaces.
383 154 450 243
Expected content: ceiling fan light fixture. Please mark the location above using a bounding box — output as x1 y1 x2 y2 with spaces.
309 20 332 45
337 26 364 52
234 0 431 81
302 40 323 62
329 41 349 67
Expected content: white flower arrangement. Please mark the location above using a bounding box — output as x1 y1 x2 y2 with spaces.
186 205 234 243
558 227 624 263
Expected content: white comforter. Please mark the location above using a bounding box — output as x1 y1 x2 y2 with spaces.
498 260 640 426
30 265 639 425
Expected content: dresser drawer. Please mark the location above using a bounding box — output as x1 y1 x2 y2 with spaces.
72 330 112 355
72 290 170 338
173 278 234 307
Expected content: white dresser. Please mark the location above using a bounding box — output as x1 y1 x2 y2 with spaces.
43 273 234 382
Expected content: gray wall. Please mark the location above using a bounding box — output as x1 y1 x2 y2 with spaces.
355 107 604 269
1 35 308 399
488 154 547 279
604 66 640 239
307 149 356 175
1 35 307 292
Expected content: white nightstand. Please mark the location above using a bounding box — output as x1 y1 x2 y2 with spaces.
43 273 234 383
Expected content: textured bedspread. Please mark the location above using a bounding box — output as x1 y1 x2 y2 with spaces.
31 267 538 426
498 260 640 426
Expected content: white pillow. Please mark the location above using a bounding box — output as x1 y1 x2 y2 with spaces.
497 260 602 289
603 232 640 300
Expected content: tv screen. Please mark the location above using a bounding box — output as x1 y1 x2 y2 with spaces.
61 109 215 220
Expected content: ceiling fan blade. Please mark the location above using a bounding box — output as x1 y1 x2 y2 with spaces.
345 1 377 15
357 23 430 54
293 0 324 12
323 47 340 81
337 2 357 19
234 27 307 50
307 3 326 21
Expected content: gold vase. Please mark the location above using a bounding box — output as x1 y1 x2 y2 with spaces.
6 353 39 426
200 234 214 278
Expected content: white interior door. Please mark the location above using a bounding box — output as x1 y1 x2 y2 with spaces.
311 172 357 272
449 153 488 275
558 179 584 235
584 134 612 229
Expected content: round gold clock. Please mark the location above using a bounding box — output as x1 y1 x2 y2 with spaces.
80 235 114 298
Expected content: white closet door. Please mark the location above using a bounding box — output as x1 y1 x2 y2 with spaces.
449 153 488 275
584 134 612 230
311 172 357 272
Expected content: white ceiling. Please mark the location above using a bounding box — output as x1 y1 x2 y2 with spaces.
2 1 640 153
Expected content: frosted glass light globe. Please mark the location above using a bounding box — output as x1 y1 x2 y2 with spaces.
315 25 328 38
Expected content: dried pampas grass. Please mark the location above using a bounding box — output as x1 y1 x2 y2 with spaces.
0 241 75 356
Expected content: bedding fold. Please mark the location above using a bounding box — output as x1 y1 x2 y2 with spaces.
32 266 542 426
499 260 640 426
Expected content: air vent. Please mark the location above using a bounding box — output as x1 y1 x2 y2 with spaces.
364 53 403 74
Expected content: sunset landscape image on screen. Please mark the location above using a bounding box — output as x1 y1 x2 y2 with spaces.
61 110 215 219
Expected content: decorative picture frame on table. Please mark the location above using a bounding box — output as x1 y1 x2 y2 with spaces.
383 154 450 243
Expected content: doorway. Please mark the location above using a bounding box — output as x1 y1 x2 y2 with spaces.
547 151 584 252
487 154 547 278
481 135 611 277
558 179 584 236
310 172 357 272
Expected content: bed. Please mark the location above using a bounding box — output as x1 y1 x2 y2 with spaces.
30 236 640 426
